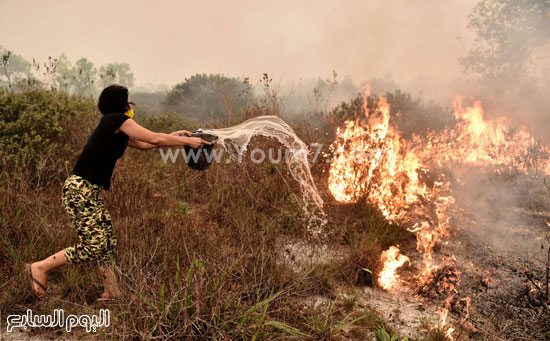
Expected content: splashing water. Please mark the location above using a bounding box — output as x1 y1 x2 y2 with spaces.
201 116 326 234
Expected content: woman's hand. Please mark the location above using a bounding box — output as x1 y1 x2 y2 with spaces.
170 130 192 136
184 137 212 149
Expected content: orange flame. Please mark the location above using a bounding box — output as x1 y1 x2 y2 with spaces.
328 89 550 291
378 246 410 291
422 96 550 174
328 89 452 288
440 309 455 341
328 89 429 221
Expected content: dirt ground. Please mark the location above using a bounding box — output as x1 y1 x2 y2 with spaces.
279 173 550 340
386 174 550 340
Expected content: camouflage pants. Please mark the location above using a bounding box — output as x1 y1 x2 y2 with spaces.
62 175 117 265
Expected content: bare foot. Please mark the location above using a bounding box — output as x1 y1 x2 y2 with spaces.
100 283 122 299
30 262 48 298
98 266 123 300
99 290 122 300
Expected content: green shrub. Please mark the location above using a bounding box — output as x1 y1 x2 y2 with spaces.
0 88 96 184
162 73 252 123
375 325 409 341
139 110 197 132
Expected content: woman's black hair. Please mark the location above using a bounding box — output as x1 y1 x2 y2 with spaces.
97 84 130 115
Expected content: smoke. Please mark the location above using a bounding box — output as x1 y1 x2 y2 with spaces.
0 0 475 88
441 0 550 265
447 166 549 264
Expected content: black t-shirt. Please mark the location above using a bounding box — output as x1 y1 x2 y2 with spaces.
72 112 131 190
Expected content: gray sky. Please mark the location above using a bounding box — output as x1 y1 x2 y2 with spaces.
0 0 477 87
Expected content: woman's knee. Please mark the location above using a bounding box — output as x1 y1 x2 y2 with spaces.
88 234 112 255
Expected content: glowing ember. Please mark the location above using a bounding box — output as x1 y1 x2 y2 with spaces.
461 297 472 321
378 246 410 291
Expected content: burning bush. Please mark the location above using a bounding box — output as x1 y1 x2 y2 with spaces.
328 89 454 138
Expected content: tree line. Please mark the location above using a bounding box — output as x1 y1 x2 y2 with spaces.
0 48 135 96
2 0 548 122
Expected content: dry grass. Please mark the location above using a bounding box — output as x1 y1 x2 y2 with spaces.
0 90 411 339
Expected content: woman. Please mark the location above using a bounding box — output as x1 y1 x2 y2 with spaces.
25 84 209 300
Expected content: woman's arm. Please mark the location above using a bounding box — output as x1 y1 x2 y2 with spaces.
128 137 158 150
119 119 208 148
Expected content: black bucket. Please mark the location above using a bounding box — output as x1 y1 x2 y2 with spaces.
183 132 219 171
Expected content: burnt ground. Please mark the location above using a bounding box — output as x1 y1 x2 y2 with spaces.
280 162 550 339
410 173 550 340
373 173 550 340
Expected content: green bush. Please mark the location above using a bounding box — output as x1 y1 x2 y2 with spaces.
163 73 252 123
139 110 197 133
375 325 409 341
0 88 96 184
